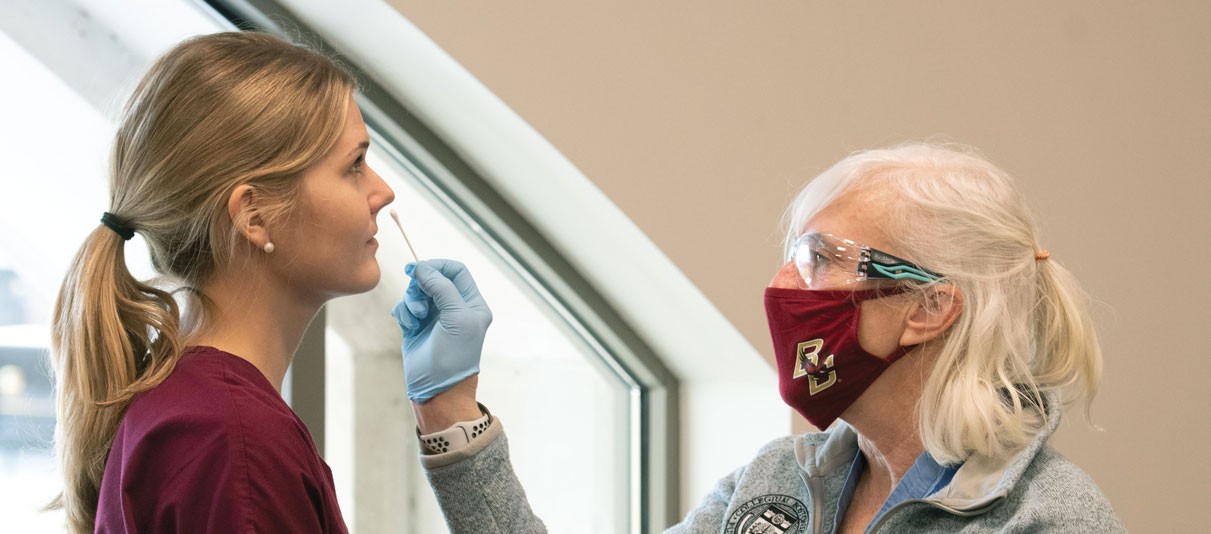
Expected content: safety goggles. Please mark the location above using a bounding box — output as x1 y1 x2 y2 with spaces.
789 232 944 290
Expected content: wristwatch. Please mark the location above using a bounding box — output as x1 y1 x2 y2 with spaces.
417 403 492 454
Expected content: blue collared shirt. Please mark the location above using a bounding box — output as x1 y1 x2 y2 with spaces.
832 449 960 533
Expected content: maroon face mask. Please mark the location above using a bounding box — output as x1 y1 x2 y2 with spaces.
764 286 912 430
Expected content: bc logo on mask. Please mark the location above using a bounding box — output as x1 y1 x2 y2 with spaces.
792 339 837 395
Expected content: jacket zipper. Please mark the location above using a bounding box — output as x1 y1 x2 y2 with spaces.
800 470 825 534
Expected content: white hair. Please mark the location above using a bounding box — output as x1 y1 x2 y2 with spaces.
784 142 1102 463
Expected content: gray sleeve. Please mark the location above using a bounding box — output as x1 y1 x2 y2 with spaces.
420 418 548 534
664 465 745 533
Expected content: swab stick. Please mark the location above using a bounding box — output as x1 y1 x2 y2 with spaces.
389 209 419 262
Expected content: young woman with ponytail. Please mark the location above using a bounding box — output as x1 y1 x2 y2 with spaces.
393 143 1126 532
49 32 393 533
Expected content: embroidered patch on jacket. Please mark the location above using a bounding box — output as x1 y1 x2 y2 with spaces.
726 494 809 534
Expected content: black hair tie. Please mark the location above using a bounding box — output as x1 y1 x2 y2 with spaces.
101 212 135 241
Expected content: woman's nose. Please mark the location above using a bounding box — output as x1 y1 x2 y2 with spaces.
370 169 395 214
769 261 803 289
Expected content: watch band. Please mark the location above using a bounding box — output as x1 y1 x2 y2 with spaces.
417 403 493 454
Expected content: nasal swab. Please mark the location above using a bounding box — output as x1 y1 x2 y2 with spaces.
389 209 419 262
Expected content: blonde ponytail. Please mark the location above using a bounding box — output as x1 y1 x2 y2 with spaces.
47 32 353 532
49 225 182 531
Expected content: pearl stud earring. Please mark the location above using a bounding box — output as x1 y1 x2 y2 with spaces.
263 242 275 254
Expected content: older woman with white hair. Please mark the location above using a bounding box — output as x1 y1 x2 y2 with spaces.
393 143 1126 533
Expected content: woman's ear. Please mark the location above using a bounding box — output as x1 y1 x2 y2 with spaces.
900 284 963 346
226 184 269 248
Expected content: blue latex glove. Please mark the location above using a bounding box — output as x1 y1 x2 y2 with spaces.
391 259 493 403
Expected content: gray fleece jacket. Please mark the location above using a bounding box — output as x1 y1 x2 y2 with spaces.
421 401 1125 533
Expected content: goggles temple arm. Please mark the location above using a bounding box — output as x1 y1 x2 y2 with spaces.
860 247 944 283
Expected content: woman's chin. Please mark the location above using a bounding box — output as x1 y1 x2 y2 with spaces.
352 265 382 293
327 265 382 297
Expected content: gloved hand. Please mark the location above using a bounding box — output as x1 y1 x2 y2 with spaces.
391 259 493 403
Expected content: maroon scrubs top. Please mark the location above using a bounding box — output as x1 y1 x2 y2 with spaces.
96 346 348 533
